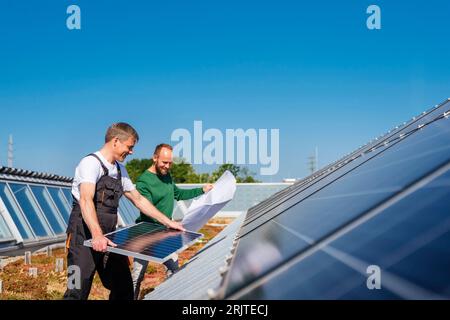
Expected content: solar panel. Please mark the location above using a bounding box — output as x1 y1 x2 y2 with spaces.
84 222 203 263
236 166 450 300
221 99 450 299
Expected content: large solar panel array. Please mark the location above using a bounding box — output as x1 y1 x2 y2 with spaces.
84 222 203 263
219 98 450 299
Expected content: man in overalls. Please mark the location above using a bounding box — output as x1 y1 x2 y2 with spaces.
64 123 184 300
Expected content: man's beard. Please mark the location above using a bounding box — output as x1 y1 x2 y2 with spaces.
156 165 169 176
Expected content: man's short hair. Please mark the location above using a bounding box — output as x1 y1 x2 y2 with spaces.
154 143 173 156
105 123 139 143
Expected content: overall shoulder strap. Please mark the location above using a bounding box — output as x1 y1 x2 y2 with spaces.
88 153 109 177
115 162 122 180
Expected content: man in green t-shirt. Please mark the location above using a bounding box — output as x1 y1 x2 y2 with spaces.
131 143 213 299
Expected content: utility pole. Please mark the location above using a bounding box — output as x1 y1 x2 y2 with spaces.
307 147 319 174
8 134 13 168
307 155 316 174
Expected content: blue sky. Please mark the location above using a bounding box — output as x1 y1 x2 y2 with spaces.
1 0 449 181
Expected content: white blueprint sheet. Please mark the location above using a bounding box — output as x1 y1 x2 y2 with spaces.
181 170 237 232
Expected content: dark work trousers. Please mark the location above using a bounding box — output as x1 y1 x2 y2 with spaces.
63 210 133 300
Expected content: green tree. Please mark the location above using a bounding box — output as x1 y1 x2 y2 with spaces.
210 164 240 182
238 167 258 183
170 158 199 183
125 159 259 184
126 157 211 183
211 164 260 183
126 158 153 183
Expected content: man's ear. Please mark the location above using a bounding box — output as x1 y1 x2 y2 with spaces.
113 137 119 147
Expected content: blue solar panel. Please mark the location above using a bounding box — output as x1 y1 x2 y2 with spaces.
84 222 203 263
222 100 450 300
236 168 450 300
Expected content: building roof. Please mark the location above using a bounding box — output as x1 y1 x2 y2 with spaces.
0 167 73 184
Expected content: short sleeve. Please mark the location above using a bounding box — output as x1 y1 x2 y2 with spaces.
77 156 103 185
136 180 153 203
120 165 136 192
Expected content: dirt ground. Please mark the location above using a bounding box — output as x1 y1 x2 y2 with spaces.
0 218 232 300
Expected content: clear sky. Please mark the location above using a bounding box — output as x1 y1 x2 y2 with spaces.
1 0 449 181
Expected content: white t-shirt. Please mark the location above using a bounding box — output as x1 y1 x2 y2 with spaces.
71 151 136 201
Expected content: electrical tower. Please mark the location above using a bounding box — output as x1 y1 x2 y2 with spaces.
8 134 13 168
307 147 319 174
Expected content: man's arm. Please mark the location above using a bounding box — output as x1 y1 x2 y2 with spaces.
79 183 117 252
124 189 185 231
174 184 214 201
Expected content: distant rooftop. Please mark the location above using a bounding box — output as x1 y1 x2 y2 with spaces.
0 166 72 185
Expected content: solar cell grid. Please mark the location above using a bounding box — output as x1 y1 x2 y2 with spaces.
84 222 203 263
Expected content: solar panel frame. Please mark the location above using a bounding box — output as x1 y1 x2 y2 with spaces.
84 222 203 264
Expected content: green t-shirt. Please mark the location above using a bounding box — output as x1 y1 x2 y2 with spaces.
135 170 204 225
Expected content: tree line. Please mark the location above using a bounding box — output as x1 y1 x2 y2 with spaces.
125 158 260 184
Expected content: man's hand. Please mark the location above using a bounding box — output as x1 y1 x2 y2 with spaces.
165 220 185 232
126 190 188 231
91 234 117 252
203 184 214 193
